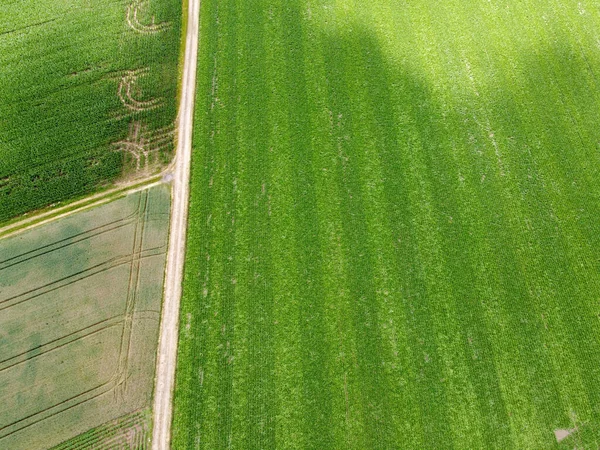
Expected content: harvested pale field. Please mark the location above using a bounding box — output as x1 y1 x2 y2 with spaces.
0 185 170 450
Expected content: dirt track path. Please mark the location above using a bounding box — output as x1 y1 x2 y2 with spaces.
151 0 199 447
0 176 165 240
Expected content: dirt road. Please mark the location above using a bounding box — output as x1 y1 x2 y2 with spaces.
151 0 200 447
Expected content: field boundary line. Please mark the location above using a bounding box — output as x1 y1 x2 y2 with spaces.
0 176 165 240
151 0 199 445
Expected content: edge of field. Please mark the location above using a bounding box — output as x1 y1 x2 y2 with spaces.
0 1 192 447
176 0 190 108
0 176 163 240
150 0 199 445
0 0 190 240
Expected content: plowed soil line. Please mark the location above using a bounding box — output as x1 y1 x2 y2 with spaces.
151 0 199 448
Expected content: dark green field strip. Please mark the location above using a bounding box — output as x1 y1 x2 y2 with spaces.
174 0 600 448
0 0 182 221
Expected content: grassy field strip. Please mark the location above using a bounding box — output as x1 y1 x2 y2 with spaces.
451 2 600 445
151 0 199 446
384 3 517 445
0 175 165 240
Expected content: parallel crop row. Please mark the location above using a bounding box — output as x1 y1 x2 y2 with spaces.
0 0 182 222
173 0 600 448
51 410 150 450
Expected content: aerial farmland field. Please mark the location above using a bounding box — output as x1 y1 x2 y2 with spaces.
0 0 182 223
173 0 600 448
0 185 170 450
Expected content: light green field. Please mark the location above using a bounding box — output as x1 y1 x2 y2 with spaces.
173 0 600 448
0 0 182 222
0 185 170 450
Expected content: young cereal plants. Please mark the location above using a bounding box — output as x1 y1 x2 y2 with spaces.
173 0 600 448
0 0 182 222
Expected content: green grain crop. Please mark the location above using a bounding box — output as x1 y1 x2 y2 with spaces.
173 0 600 448
0 0 182 222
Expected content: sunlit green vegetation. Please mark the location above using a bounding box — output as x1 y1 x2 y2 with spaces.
174 0 600 448
0 0 182 222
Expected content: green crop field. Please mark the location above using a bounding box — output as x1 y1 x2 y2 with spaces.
0 185 170 450
0 0 182 223
173 0 600 448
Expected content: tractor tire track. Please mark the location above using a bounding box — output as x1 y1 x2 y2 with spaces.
0 246 166 312
0 316 124 372
0 219 136 272
0 194 142 269
0 381 116 439
116 190 149 397
0 190 165 443
126 0 171 34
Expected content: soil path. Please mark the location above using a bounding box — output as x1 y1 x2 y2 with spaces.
0 177 166 240
151 0 199 447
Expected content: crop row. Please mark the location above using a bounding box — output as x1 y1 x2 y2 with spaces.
51 409 149 450
172 0 600 448
0 0 182 222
